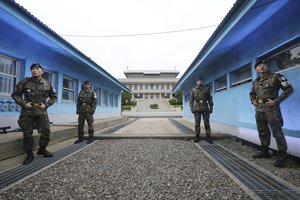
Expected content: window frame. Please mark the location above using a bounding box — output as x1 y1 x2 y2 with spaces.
0 54 18 97
267 43 300 73
62 76 76 102
215 75 227 92
232 64 252 87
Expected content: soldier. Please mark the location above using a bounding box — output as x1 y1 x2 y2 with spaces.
190 76 214 143
75 80 97 144
250 59 294 167
11 63 57 165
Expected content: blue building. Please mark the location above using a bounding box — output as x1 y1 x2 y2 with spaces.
0 0 129 130
173 0 300 157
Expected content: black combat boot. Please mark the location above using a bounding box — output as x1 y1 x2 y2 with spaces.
206 130 213 144
37 147 53 157
274 150 287 168
193 127 200 142
74 137 84 144
23 151 34 165
194 134 200 143
252 147 271 159
87 134 94 144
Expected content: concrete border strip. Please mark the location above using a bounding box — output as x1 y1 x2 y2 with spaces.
0 141 96 194
214 141 300 193
192 141 260 200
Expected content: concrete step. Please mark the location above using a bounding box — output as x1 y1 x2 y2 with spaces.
0 117 128 161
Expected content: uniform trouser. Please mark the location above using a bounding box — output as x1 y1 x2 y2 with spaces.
255 107 287 151
19 115 50 151
194 111 211 135
78 113 94 138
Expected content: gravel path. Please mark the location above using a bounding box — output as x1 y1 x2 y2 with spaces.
1 139 250 200
216 138 300 188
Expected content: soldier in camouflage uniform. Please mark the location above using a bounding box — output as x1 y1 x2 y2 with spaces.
11 63 57 165
250 59 294 167
75 80 97 144
190 76 214 143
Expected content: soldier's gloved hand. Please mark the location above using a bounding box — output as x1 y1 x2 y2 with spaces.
24 102 33 109
76 111 79 115
209 108 213 113
38 103 46 110
252 100 258 106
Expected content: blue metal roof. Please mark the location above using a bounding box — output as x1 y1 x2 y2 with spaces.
174 0 289 91
0 0 129 92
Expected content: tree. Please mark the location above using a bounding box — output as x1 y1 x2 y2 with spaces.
173 90 183 104
121 91 132 105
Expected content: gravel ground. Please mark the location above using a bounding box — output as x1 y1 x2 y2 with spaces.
0 139 250 200
216 138 300 188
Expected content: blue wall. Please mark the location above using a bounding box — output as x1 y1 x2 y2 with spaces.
0 4 125 128
181 0 300 138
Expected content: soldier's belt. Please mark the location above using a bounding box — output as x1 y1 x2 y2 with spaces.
195 100 204 103
82 103 91 106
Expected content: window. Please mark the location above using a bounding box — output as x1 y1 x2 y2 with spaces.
109 93 114 106
62 76 76 101
134 85 137 90
0 55 17 96
102 90 108 106
268 44 300 72
215 75 227 92
232 64 252 87
114 95 118 107
95 88 101 105
43 70 56 86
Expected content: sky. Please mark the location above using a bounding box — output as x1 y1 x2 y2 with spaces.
15 0 236 78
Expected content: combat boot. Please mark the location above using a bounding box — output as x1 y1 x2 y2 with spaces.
37 147 53 157
23 151 34 165
206 130 213 144
193 134 200 143
252 147 271 159
193 127 200 142
274 150 287 168
87 134 94 144
74 137 84 144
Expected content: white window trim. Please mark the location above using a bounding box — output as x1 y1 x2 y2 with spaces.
62 76 76 102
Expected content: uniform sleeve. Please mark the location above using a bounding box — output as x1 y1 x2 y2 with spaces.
207 87 213 108
249 82 257 104
92 92 98 113
45 84 57 108
274 74 294 104
189 89 194 111
11 79 27 107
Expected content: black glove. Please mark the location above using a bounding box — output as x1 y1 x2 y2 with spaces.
209 108 213 113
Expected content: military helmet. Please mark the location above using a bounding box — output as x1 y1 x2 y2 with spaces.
30 63 43 70
255 59 268 68
195 76 204 81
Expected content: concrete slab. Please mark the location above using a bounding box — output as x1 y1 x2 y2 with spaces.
0 117 128 161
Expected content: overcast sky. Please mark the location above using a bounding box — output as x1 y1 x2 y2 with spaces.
15 0 236 78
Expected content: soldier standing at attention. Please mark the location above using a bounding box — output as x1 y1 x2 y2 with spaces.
11 63 57 165
190 76 214 143
250 59 294 168
75 80 97 144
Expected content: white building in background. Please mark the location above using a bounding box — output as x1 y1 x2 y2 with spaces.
118 70 180 99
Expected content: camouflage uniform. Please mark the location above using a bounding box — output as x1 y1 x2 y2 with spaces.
190 85 213 140
76 89 97 139
250 73 293 151
11 77 57 151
